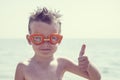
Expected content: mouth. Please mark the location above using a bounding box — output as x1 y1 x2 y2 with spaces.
40 49 51 51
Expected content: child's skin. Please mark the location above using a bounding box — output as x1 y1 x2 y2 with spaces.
15 8 101 80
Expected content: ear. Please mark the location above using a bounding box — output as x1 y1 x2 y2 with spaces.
26 34 31 45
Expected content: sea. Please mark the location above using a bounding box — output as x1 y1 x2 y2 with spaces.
0 38 120 80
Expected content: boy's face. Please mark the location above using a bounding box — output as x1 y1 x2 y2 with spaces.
26 21 61 57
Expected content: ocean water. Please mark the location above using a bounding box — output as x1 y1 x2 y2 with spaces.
0 38 120 80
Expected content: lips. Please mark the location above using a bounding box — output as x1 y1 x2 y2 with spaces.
40 49 51 51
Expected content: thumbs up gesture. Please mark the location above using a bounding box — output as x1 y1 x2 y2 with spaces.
78 44 89 71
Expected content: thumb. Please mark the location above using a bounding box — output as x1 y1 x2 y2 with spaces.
79 44 86 57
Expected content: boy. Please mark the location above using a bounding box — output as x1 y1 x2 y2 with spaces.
15 7 101 80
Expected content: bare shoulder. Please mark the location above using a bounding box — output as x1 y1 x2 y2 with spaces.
16 62 26 70
16 59 30 70
15 59 30 80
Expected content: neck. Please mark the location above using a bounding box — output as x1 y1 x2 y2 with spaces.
32 54 54 64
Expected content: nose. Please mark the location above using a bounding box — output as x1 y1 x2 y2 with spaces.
43 38 50 45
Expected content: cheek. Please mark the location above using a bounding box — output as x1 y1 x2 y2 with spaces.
32 44 40 52
50 45 58 53
53 45 57 50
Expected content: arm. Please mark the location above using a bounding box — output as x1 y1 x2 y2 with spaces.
63 58 90 79
87 63 101 80
15 63 25 80
78 44 101 80
64 44 101 80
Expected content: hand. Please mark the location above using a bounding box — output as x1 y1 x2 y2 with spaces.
78 44 89 71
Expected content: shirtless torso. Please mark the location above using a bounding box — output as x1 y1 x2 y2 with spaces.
15 57 68 80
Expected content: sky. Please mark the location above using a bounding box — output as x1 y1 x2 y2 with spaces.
0 0 120 39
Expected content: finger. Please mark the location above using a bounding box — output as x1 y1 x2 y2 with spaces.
78 56 88 61
79 65 88 71
78 59 89 65
78 57 88 64
79 44 86 57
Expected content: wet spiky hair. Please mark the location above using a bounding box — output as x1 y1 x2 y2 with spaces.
28 7 62 34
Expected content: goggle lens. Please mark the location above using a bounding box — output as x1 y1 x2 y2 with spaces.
33 36 42 43
29 34 44 45
50 34 62 44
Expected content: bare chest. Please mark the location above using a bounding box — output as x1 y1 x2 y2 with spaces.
24 64 64 80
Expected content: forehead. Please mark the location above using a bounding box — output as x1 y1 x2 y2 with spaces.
30 21 59 34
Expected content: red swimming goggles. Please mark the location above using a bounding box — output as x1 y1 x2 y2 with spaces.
29 33 63 45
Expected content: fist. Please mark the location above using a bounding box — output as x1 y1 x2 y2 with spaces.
78 44 89 71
